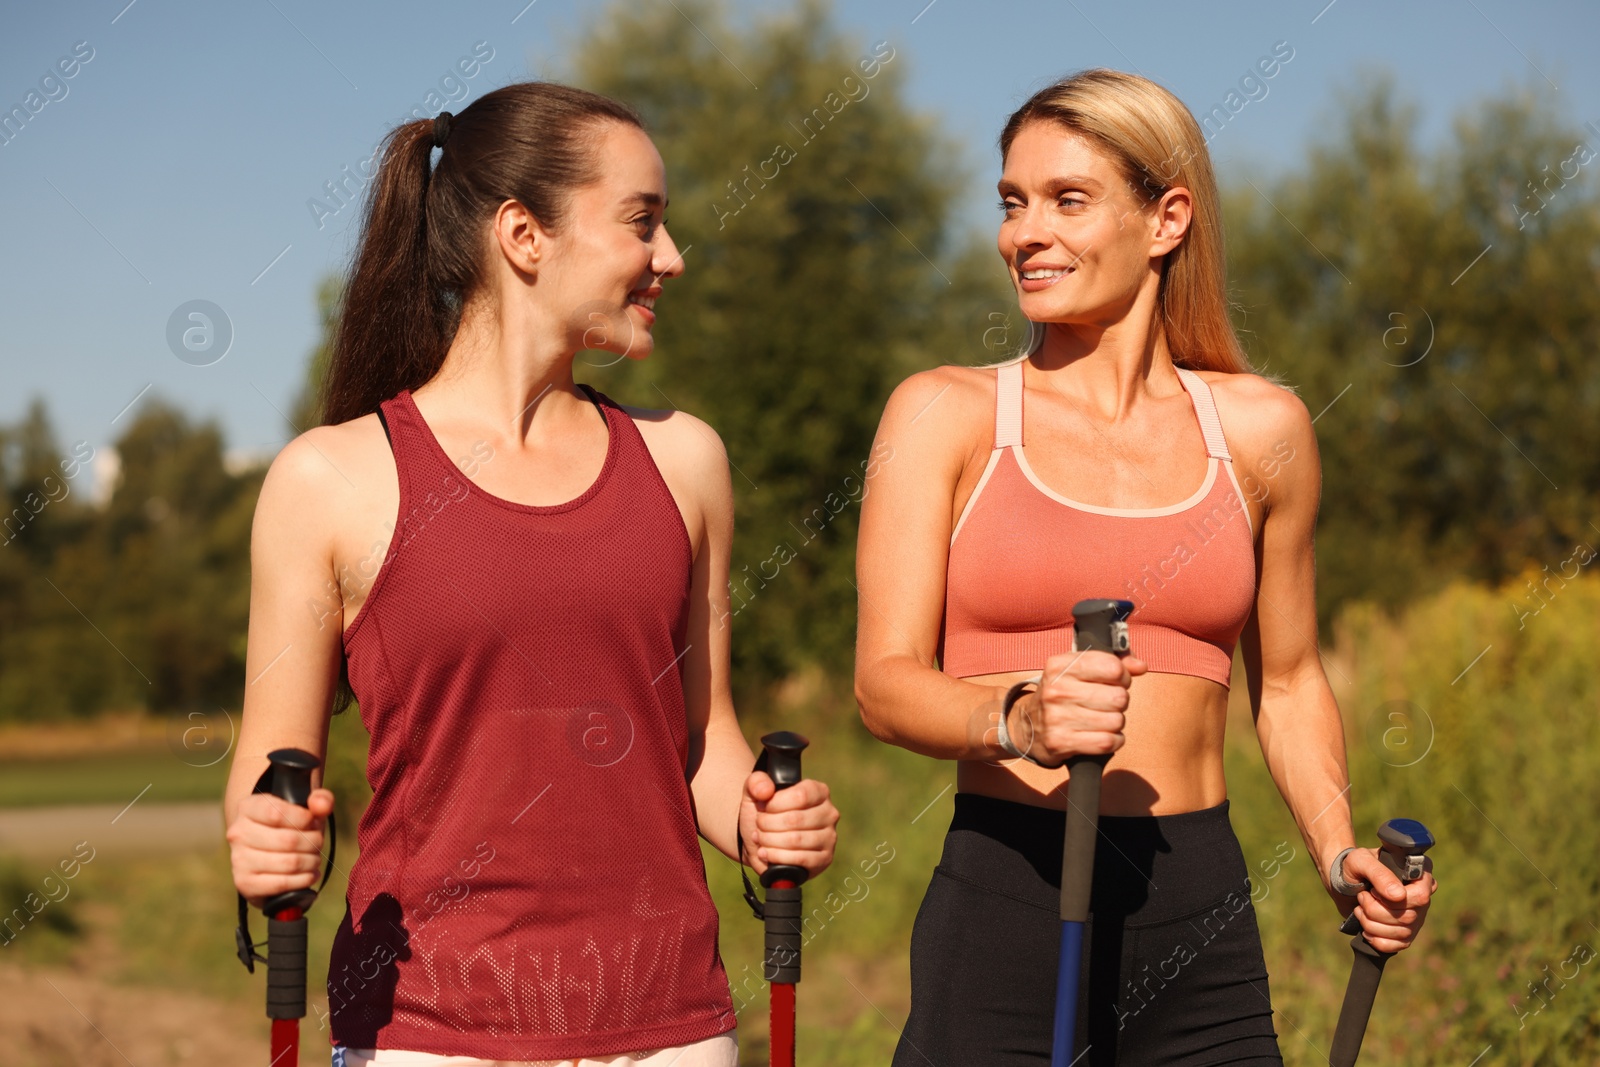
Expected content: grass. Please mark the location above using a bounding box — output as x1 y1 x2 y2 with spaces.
4 572 1598 1065
0 855 84 966
1221 573 1600 1065
0 748 231 808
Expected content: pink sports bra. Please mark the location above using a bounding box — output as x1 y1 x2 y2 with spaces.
939 355 1257 687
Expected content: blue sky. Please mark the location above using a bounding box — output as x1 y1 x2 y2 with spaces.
1 0 1595 491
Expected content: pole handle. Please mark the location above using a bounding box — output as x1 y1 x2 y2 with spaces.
1070 599 1133 657
757 731 809 891
758 731 807 987
259 748 324 917
1338 818 1435 939
264 746 318 807
1058 600 1133 924
761 730 808 791
238 748 323 1026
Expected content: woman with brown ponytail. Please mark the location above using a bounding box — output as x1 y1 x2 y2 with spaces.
855 69 1434 1064
222 83 838 1066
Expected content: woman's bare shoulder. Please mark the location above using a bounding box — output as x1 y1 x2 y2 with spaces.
880 362 1000 439
1192 369 1312 457
888 361 996 407
256 413 395 528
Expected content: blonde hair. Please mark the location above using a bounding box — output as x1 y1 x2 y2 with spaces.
1000 68 1253 375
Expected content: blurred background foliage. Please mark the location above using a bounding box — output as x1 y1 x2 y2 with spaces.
4 8 1596 718
1 1 1597 1064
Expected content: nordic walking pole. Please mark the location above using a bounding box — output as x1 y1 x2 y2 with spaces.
736 730 810 1067
760 731 809 1067
233 748 334 1067
1328 818 1435 1067
1052 598 1134 1067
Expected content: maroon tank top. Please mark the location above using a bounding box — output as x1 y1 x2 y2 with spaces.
326 385 735 1060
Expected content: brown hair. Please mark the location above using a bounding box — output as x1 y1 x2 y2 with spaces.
1000 68 1252 374
317 82 646 426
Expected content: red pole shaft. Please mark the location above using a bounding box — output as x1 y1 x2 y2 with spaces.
769 878 796 1067
269 905 303 1066
270 1019 300 1066
770 982 795 1067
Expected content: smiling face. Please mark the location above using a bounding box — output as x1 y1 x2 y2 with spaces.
998 121 1187 331
540 121 684 361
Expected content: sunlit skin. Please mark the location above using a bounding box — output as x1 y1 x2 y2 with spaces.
855 120 1433 952
223 122 837 918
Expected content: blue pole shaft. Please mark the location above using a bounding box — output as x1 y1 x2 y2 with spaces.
1052 920 1086 1065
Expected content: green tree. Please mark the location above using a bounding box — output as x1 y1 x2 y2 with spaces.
0 399 259 720
0 400 102 719
0 400 92 562
94 402 259 713
1225 71 1600 627
292 273 346 431
571 0 1010 699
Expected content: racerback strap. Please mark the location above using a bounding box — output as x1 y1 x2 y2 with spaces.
994 357 1026 449
995 359 1231 462
1173 367 1232 462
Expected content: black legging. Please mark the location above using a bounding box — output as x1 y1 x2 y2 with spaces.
894 793 1284 1066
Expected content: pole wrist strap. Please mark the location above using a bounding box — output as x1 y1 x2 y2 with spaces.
998 676 1046 765
736 748 770 919
1328 845 1364 896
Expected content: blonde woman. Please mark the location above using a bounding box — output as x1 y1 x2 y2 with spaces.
855 69 1434 1065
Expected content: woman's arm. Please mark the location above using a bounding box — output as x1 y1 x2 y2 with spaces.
651 410 836 878
855 369 1017 756
222 430 350 905
1238 382 1435 953
854 368 1138 763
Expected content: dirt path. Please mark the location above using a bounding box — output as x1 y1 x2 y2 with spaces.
0 801 221 858
0 959 314 1066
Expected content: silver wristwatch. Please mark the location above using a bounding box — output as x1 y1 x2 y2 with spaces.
996 675 1045 765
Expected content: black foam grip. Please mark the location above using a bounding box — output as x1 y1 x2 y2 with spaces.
266 916 308 1019
762 885 803 984
1329 939 1389 1066
1060 754 1107 923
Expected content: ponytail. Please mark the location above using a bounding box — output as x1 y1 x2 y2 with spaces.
316 82 646 427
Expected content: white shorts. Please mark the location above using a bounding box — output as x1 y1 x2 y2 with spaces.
333 1029 738 1067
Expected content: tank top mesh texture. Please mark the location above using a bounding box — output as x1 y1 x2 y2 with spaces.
326 386 735 1059
940 357 1257 686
